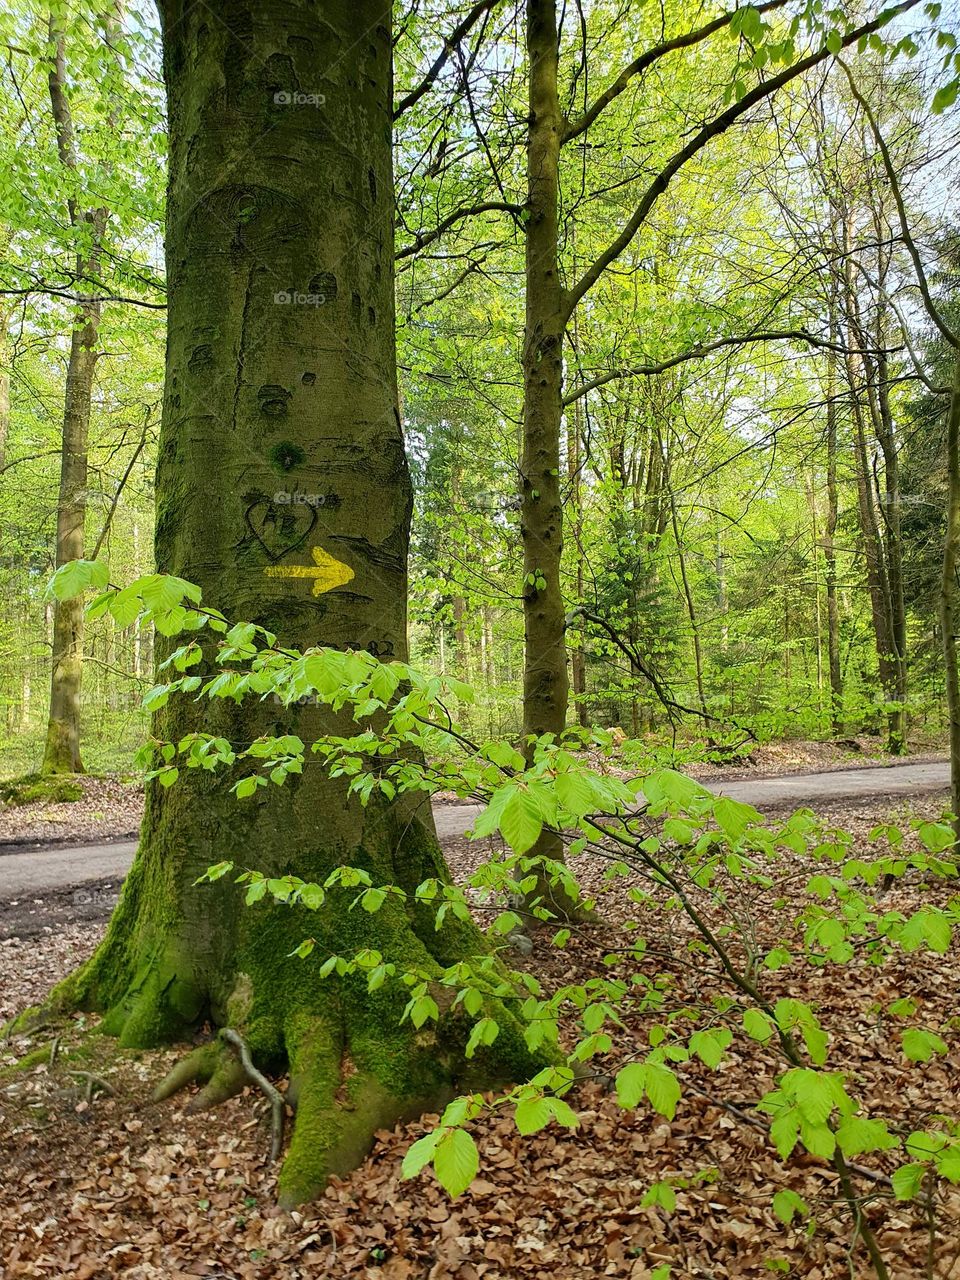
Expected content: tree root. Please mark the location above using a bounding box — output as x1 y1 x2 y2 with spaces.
153 1040 247 1111
67 1070 115 1103
154 1032 287 1162
221 1027 285 1161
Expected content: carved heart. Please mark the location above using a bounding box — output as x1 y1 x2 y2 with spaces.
245 500 317 562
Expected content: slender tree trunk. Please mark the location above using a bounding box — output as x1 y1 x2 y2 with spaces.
41 21 108 775
49 0 542 1207
666 457 707 721
521 0 568 745
871 346 908 752
824 336 843 733
0 304 11 474
843 257 895 735
941 353 960 850
566 387 588 727
42 283 99 774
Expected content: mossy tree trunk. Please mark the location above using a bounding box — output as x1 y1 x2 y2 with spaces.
941 352 960 850
42 21 106 776
521 0 568 747
54 0 542 1207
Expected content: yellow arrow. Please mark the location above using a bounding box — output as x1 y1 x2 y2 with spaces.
264 545 354 596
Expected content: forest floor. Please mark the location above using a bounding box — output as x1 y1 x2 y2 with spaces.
1 778 958 1278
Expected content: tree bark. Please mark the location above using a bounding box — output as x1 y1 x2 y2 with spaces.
566 383 588 727
42 21 107 775
521 0 568 745
51 0 542 1207
941 353 960 850
824 326 843 734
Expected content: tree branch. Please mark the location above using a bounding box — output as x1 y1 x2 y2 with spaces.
563 0 790 142
564 0 920 321
838 56 960 351
395 200 521 259
393 0 499 119
0 284 166 310
562 327 903 405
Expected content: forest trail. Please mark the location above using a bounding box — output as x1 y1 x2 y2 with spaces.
0 759 949 900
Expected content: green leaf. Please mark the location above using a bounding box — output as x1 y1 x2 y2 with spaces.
689 1027 732 1069
770 1108 800 1160
642 1180 677 1213
743 1008 775 1043
465 1017 500 1059
433 1128 479 1199
772 1188 808 1225
360 887 387 913
790 1070 835 1126
891 1162 927 1201
555 769 596 818
933 79 959 113
401 1130 442 1180
515 1096 553 1135
645 1064 681 1120
799 1119 835 1160
499 785 543 854
47 559 110 601
713 795 759 844
614 1062 647 1109
835 1114 895 1158
902 1027 949 1062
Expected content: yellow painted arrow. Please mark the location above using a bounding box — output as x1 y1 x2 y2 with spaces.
264 545 354 596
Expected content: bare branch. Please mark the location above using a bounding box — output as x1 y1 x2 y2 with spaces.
393 0 499 119
563 0 790 142
564 1 920 321
562 327 903 405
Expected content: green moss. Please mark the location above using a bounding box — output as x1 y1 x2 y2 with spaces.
0 1043 57 1077
269 441 305 472
0 773 84 807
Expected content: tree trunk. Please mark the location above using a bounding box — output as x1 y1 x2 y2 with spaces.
42 304 98 774
940 353 960 850
824 336 843 733
566 383 588 728
521 0 568 745
843 268 895 737
41 20 110 775
51 0 541 1207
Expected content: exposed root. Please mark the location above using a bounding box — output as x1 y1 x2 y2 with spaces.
221 1027 285 1161
152 1035 270 1125
67 1070 115 1103
152 1042 220 1103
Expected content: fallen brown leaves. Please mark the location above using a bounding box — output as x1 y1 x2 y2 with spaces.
1 793 959 1278
0 776 142 848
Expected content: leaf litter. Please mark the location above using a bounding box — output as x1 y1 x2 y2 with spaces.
1 790 958 1278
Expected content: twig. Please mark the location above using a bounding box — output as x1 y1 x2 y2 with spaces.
684 1081 892 1188
49 1035 61 1066
67 1069 115 1101
220 1028 285 1162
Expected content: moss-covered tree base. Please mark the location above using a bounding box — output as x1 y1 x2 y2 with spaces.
0 773 85 807
43 777 547 1206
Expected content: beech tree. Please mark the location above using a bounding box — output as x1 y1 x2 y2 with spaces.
47 0 541 1206
40 16 111 774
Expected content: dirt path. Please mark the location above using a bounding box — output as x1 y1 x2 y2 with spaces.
0 759 949 906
